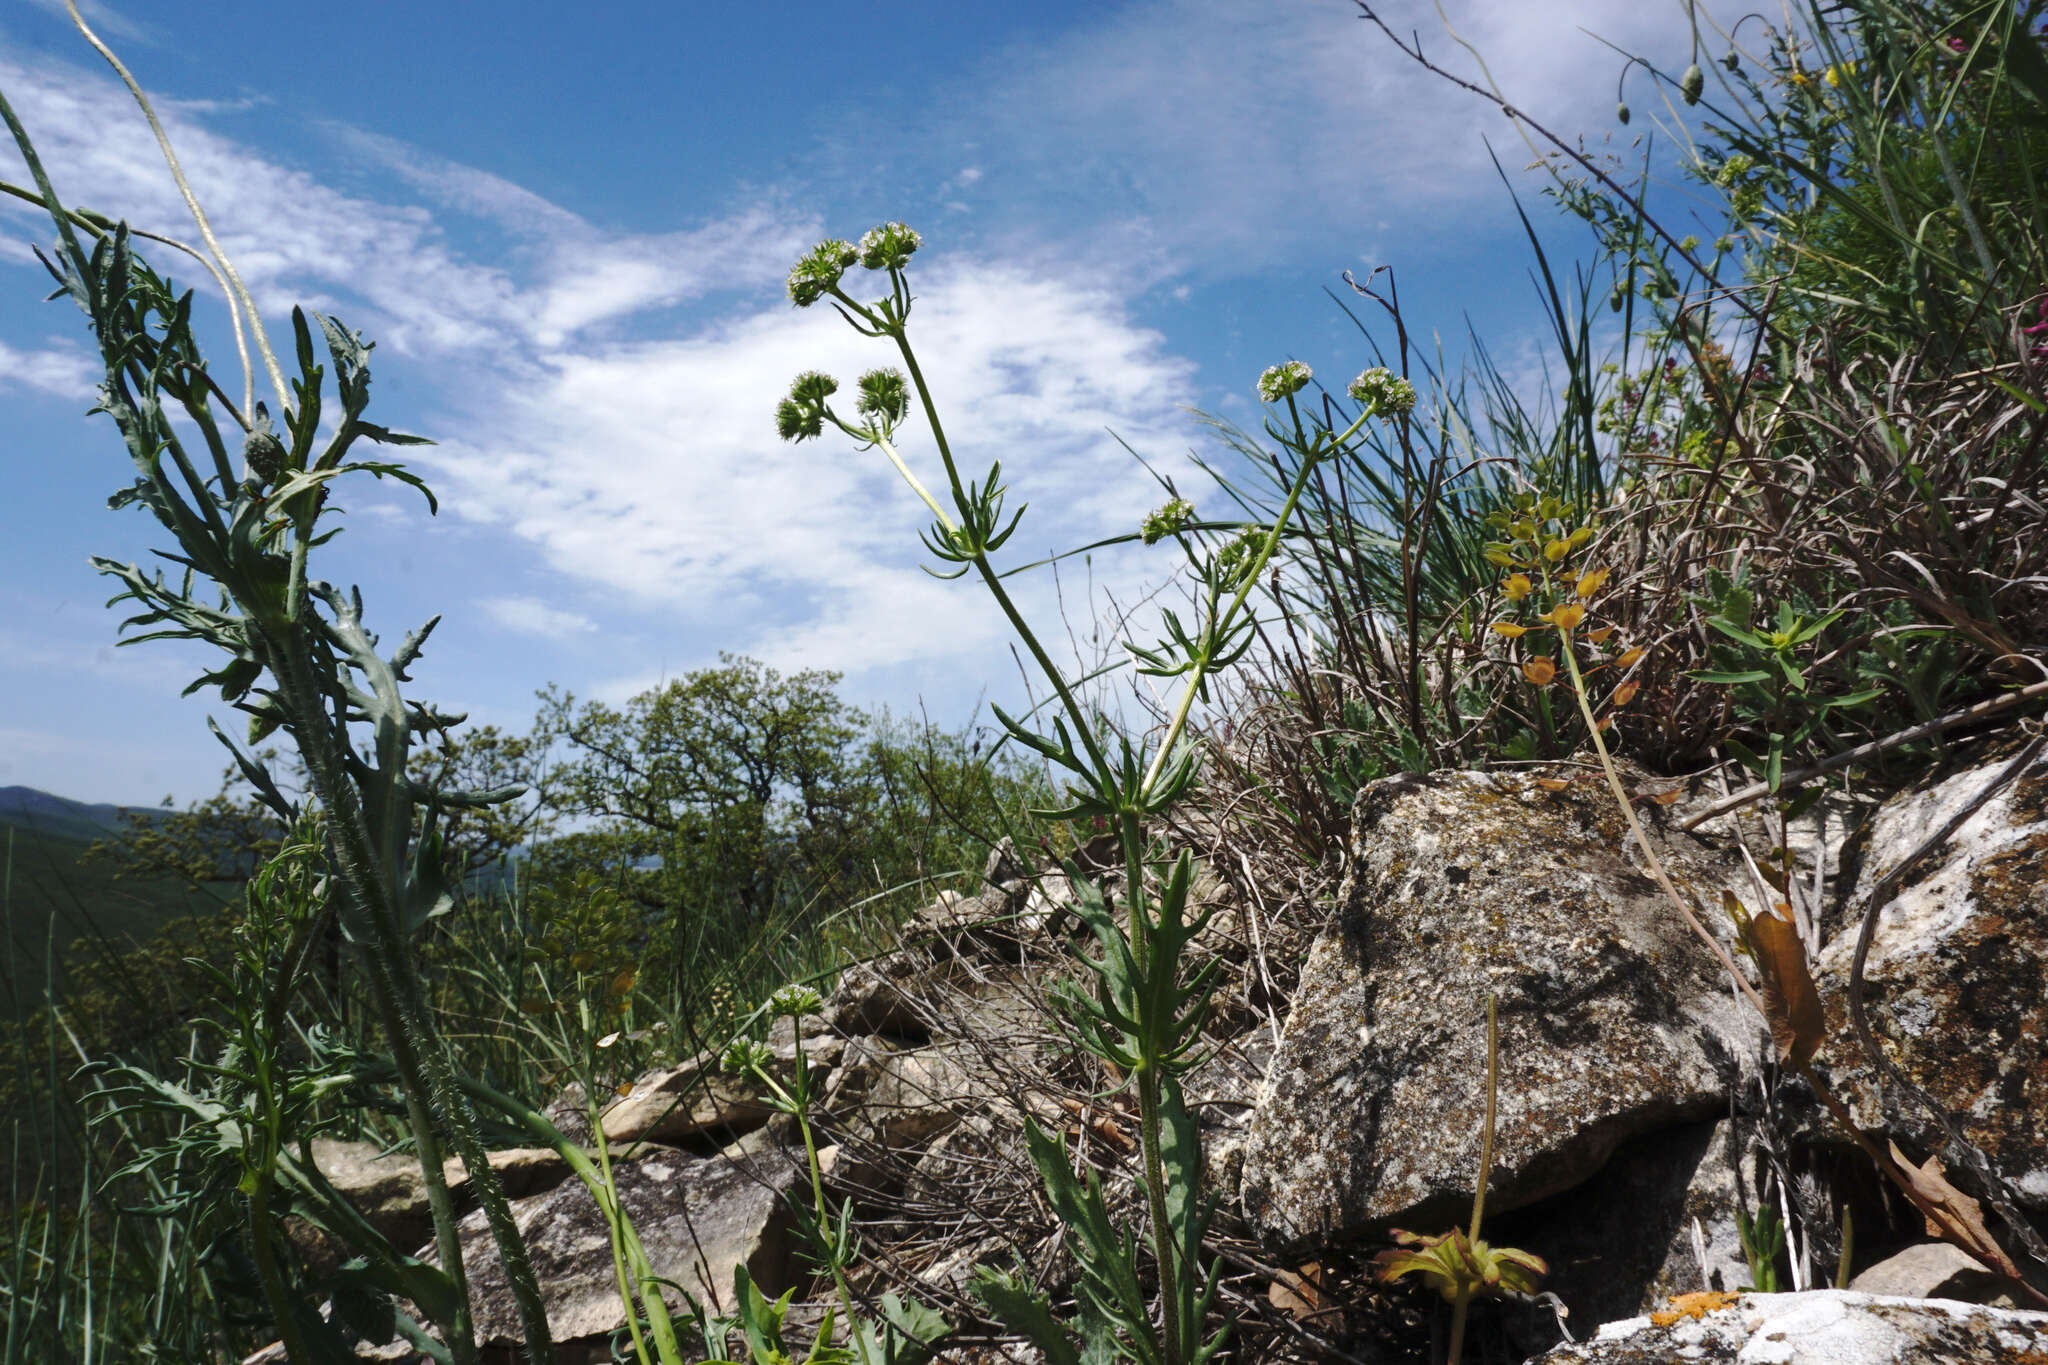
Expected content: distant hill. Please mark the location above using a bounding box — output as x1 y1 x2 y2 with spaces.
0 785 176 845
0 788 230 1018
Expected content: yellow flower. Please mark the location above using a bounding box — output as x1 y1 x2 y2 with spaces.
1522 657 1557 686
1544 538 1570 562
1491 621 1528 638
1617 646 1648 668
1575 567 1610 599
1503 573 1534 601
1585 627 1616 645
1612 680 1641 706
1541 602 1586 631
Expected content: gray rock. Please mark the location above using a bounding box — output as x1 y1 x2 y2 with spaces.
824 1036 981 1152
304 1139 591 1258
553 1030 844 1148
1812 753 2048 1210
1532 1289 2048 1363
1850 1242 2003 1303
436 1148 799 1348
1240 768 1764 1249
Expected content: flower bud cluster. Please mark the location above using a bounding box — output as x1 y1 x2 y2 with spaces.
1140 497 1196 545
857 368 910 424
776 371 838 442
857 222 922 271
1348 366 1418 418
786 239 859 308
1256 361 1313 403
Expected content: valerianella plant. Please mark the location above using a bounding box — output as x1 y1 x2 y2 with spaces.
775 226 1411 1365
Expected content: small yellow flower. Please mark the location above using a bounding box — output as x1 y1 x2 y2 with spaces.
1523 657 1557 686
1541 602 1586 631
1544 538 1571 562
1612 680 1641 706
1617 646 1648 668
1585 627 1616 645
1503 573 1534 601
1575 568 1610 599
1491 621 1528 638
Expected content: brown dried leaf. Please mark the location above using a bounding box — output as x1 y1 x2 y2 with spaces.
1268 1263 1323 1320
1887 1142 2026 1281
1741 901 1825 1067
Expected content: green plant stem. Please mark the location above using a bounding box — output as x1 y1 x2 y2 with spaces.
784 1029 876 1365
1444 1281 1473 1365
1469 995 1497 1244
1133 1063 1183 1365
245 1133 310 1365
886 327 1116 786
1138 408 1373 800
268 638 488 1362
588 1100 657 1365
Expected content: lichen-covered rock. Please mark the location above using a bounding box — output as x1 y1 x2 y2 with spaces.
436 1149 798 1348
1241 768 1764 1249
1812 752 2048 1209
1532 1290 2048 1363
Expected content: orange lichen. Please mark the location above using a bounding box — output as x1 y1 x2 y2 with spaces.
1650 1290 1740 1327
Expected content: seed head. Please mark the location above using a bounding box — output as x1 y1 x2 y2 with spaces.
786 238 859 307
856 368 910 424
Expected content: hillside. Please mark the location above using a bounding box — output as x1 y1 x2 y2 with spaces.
0 788 233 1019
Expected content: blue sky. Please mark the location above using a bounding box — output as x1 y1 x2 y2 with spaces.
0 0 1699 805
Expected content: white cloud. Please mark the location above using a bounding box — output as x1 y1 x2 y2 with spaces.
0 2 1683 740
0 338 95 399
477 596 599 640
0 52 810 364
894 0 1694 276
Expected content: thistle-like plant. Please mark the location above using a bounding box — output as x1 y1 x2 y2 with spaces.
91 819 465 1362
776 225 1408 1365
0 82 552 1363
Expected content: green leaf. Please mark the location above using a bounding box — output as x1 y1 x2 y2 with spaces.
969 1269 1081 1365
1705 617 1770 649
1693 668 1771 685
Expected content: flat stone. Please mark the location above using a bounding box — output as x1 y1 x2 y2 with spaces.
436 1148 799 1348
1849 1242 2002 1302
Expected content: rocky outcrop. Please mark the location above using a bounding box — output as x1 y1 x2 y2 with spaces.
1531 1290 2048 1363
1240 767 1765 1248
1811 751 2048 1210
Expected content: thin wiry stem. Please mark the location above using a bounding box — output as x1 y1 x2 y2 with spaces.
63 0 283 418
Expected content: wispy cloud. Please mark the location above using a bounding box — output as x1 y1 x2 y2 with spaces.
0 338 95 399
0 0 1679 744
477 595 599 640
858 0 1692 279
